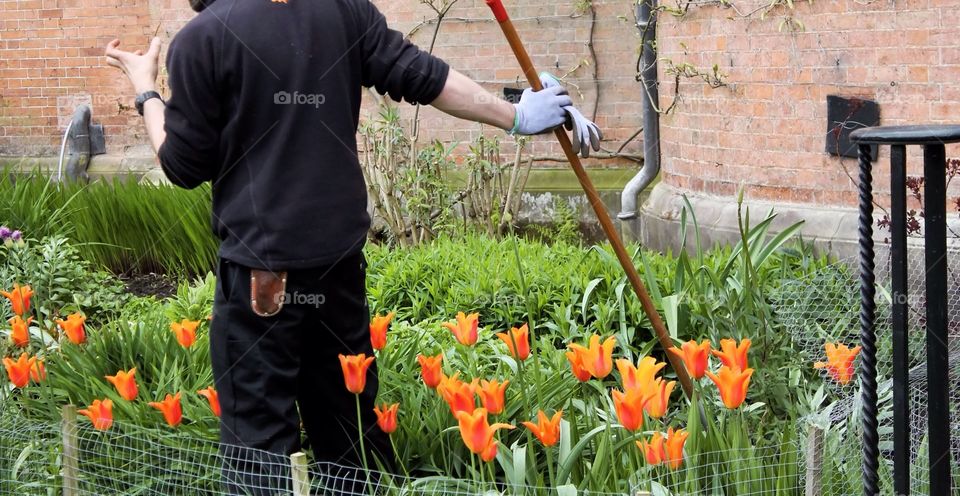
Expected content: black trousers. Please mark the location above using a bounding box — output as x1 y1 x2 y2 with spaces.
210 253 393 495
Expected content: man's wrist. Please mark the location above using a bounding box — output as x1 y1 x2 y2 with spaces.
508 105 521 135
135 90 164 116
133 82 157 94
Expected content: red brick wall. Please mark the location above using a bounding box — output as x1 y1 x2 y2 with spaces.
371 0 643 163
1 0 958 208
0 0 641 163
0 0 159 156
656 0 960 206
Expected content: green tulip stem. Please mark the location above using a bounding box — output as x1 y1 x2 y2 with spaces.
355 394 372 492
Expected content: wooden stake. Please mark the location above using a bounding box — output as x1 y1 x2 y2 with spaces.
290 452 310 496
61 404 79 496
805 425 824 496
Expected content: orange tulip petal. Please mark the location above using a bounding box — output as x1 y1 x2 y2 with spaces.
149 392 183 427
417 353 444 389
197 387 221 417
3 353 31 388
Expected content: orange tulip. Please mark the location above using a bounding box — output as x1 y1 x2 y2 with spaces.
338 354 375 394
521 410 562 447
642 378 676 418
3 352 31 388
712 338 750 372
170 319 199 348
417 353 444 389
664 426 689 469
496 323 530 360
443 311 479 346
611 388 647 431
668 339 711 379
480 439 499 462
105 368 138 401
637 431 666 465
617 356 665 393
454 407 514 462
565 349 592 382
1 283 32 316
56 313 86 345
78 399 113 431
567 334 616 379
706 365 754 409
373 403 399 434
28 356 45 382
149 392 183 427
9 315 31 348
814 343 862 385
197 386 221 417
477 379 509 415
369 311 394 351
437 373 477 416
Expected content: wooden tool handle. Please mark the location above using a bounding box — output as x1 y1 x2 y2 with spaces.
485 0 694 398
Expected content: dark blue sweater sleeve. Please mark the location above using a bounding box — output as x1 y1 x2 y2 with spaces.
358 0 450 105
157 26 221 189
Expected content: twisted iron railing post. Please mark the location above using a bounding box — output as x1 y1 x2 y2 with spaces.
856 143 880 496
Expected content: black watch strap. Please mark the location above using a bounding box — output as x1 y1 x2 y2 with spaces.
135 91 164 116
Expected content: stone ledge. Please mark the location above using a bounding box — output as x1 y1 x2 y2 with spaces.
632 182 960 260
1 154 158 181
2 155 641 190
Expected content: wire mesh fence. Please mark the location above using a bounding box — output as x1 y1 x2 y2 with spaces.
776 243 960 495
0 406 808 496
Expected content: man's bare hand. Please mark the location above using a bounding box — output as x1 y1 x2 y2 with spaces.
105 37 161 94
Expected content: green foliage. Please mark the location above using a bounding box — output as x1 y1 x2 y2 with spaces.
0 172 217 276
15 275 217 441
0 235 127 329
0 275 220 494
359 107 455 246
526 196 582 246
664 196 828 422
457 135 530 239
668 390 800 495
0 206 861 493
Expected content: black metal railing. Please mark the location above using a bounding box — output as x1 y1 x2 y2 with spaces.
850 125 960 496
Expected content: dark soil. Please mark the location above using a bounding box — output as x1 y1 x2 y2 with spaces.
119 272 178 299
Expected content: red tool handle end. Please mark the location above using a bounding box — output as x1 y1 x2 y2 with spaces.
485 0 509 22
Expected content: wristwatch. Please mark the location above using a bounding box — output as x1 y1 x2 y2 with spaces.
135 91 164 116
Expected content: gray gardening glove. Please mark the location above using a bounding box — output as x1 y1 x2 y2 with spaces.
540 73 603 158
510 80 572 136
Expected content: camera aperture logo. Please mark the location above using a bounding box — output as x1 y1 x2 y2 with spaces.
273 290 326 308
274 91 326 108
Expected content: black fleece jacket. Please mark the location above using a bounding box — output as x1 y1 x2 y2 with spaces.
157 0 449 270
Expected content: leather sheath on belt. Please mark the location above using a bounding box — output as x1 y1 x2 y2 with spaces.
250 269 287 317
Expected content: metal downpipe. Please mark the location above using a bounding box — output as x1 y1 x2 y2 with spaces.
618 0 660 220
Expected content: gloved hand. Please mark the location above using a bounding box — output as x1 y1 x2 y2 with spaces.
540 73 603 158
510 81 572 136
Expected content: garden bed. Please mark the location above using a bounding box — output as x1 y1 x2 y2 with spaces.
0 185 954 494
